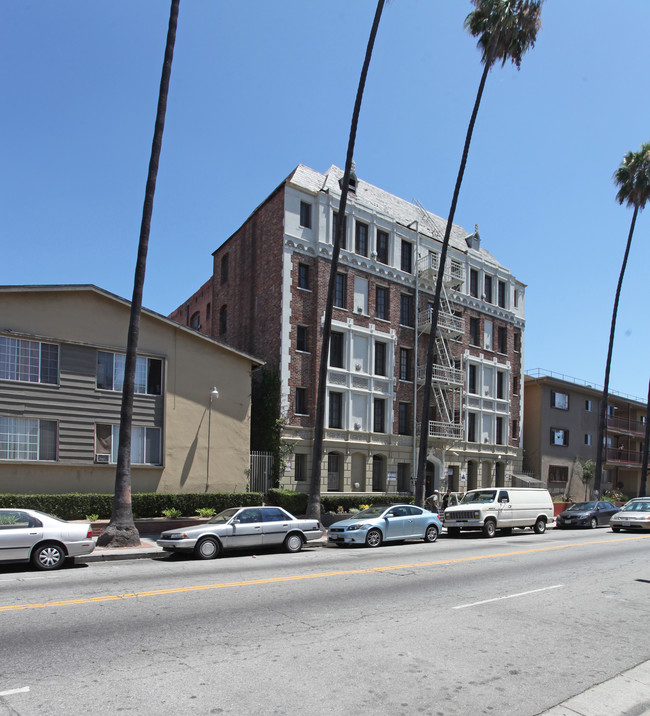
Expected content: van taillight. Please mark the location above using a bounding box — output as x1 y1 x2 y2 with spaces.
86 527 93 538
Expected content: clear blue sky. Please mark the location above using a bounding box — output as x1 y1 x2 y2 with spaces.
2 1 648 401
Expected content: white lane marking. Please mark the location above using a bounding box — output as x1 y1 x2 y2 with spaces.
0 686 30 696
453 584 564 610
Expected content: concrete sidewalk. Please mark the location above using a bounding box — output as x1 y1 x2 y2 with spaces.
536 660 650 716
78 536 166 562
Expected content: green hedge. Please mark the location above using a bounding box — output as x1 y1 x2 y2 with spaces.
0 491 413 520
320 494 412 513
0 493 264 520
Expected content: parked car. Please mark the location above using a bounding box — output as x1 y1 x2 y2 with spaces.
556 501 620 529
444 487 554 538
0 508 95 570
157 506 322 559
609 498 650 532
327 504 442 547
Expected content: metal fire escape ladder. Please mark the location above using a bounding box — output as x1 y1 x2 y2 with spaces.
414 199 464 441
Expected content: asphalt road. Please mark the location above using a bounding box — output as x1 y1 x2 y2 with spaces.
1 528 649 716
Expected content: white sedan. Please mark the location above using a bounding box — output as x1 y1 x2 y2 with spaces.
0 508 95 570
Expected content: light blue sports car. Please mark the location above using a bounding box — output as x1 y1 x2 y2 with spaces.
327 504 442 548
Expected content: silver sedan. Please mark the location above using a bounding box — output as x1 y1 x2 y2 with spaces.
0 508 95 570
327 504 443 547
157 506 323 559
610 498 650 532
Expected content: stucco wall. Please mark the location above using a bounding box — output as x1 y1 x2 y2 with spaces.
0 287 256 494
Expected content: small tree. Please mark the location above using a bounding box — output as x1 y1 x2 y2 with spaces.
579 459 596 501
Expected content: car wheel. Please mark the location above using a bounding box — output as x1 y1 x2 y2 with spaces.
447 527 460 538
424 524 439 543
590 517 598 529
482 520 496 538
611 527 621 533
194 537 221 560
533 517 547 534
284 533 303 553
31 543 66 570
365 528 382 548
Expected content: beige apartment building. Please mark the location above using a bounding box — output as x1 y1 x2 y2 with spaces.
0 285 262 495
523 371 647 501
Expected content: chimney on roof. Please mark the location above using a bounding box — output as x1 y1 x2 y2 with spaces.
339 160 357 193
465 224 480 250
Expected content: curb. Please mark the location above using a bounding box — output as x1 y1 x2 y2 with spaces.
77 535 330 563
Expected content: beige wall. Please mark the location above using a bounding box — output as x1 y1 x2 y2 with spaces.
0 287 258 494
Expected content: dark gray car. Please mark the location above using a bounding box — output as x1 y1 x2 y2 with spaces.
157 506 322 559
556 501 619 529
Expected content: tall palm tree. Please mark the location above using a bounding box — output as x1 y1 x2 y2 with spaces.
97 0 180 547
415 0 543 506
307 0 387 520
594 142 650 497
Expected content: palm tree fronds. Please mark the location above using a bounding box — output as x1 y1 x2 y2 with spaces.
465 0 543 70
614 142 650 209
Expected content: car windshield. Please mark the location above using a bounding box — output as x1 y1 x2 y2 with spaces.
461 491 496 504
567 502 596 511
621 501 650 512
207 508 240 524
353 505 390 518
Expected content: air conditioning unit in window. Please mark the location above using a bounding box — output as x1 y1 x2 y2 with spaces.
95 454 110 464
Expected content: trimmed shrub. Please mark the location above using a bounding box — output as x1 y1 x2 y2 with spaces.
266 489 308 515
320 494 412 513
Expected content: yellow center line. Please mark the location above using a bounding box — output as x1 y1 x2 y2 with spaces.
1 534 647 612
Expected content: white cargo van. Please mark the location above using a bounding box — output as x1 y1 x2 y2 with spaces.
444 487 554 538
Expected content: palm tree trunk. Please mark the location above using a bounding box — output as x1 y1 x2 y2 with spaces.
640 376 649 497
97 0 179 547
306 0 386 520
594 206 638 497
415 59 491 506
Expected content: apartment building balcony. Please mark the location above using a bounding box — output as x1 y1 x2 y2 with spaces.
417 254 465 288
418 307 464 338
418 420 464 440
416 363 464 388
604 446 644 467
606 415 647 437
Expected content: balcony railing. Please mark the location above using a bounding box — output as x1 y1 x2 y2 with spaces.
605 447 644 467
418 420 464 440
417 254 465 287
418 307 465 337
417 363 464 387
607 416 647 436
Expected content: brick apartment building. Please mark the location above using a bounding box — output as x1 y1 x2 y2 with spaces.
170 164 527 496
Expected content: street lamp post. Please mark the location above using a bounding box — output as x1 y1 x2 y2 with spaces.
206 386 219 492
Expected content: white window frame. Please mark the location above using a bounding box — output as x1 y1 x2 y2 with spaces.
0 416 57 461
0 336 59 385
95 424 162 465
